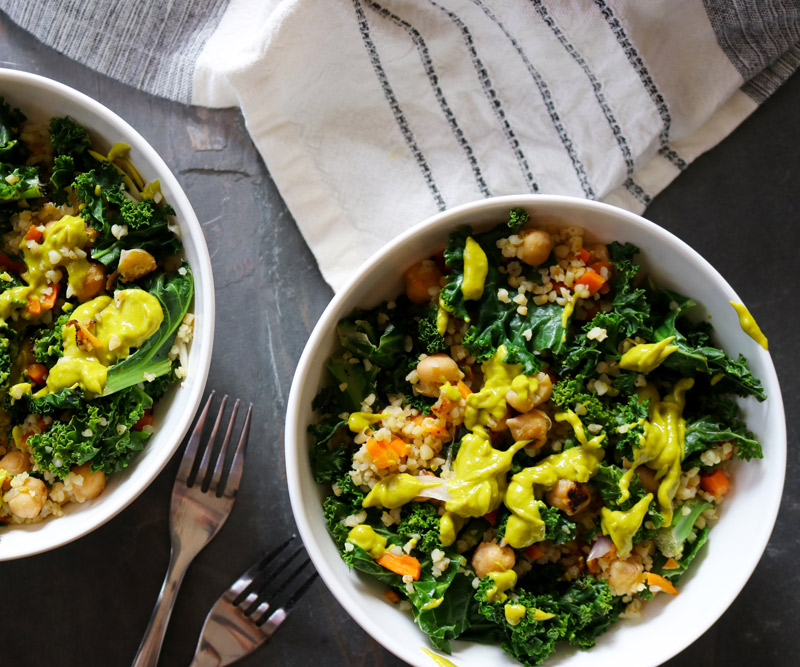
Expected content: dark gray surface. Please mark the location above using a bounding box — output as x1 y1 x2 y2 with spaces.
0 11 797 667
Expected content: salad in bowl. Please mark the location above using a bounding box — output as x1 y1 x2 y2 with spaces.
289 198 783 667
0 96 193 526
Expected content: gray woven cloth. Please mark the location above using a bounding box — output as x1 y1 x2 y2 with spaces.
1 0 798 289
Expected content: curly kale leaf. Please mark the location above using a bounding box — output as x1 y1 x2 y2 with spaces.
0 97 26 160
439 226 471 320
33 311 71 367
476 575 620 665
418 309 447 355
309 415 349 484
542 505 577 545
0 163 41 201
72 163 181 267
27 385 153 479
49 116 91 157
323 474 365 546
337 314 406 368
508 207 530 233
4 387 84 423
654 500 712 560
398 502 443 554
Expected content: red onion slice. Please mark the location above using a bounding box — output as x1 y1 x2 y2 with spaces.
415 480 451 502
588 535 613 561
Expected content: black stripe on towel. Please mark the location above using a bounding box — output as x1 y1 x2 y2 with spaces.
530 0 635 178
471 0 596 198
353 0 446 210
429 0 539 193
624 178 652 206
594 0 686 172
365 0 492 197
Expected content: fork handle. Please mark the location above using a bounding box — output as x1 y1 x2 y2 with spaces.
132 547 194 667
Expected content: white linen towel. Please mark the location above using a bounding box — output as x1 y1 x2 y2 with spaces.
2 0 798 290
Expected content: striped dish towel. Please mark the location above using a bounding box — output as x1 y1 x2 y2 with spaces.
2 0 798 290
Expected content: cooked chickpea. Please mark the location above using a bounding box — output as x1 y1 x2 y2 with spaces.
404 260 442 304
604 557 644 596
0 450 32 475
519 229 554 267
506 409 551 448
416 354 464 385
505 372 553 413
544 479 591 516
6 476 47 519
636 466 659 493
471 540 516 579
118 248 157 282
76 261 107 301
71 463 106 502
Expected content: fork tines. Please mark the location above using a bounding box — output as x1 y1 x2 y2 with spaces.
227 535 318 629
178 391 253 496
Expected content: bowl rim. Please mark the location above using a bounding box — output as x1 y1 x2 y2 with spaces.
285 194 786 666
0 68 215 560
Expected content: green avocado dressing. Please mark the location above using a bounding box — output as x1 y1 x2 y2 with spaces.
618 378 694 528
600 493 653 558
346 524 387 558
730 301 768 350
485 569 517 603
46 289 164 395
619 337 679 374
461 236 488 301
503 409 605 549
362 473 442 509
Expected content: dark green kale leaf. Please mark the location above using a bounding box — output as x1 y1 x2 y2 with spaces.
49 116 91 157
322 474 365 546
653 499 712 560
507 207 530 234
660 525 710 581
4 387 84 422
309 416 349 484
542 505 577 545
0 97 25 160
33 311 71 367
337 314 405 368
417 309 447 355
439 226 471 320
103 267 193 396
27 385 153 479
475 575 620 665
684 415 762 461
0 163 41 201
608 243 650 339
398 502 443 554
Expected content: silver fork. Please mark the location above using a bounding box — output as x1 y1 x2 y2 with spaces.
132 391 253 667
189 535 318 666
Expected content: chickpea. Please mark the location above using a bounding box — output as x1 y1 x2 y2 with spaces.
519 229 554 267
544 479 591 516
0 450 32 475
506 409 551 448
604 557 645 596
636 466 659 493
472 540 516 579
71 463 106 502
76 261 107 301
404 260 442 304
118 248 157 282
506 372 553 413
587 243 610 263
6 476 47 519
416 354 463 385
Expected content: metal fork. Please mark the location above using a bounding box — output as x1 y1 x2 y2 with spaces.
189 535 318 666
132 392 253 667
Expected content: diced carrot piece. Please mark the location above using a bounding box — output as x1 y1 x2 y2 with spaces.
700 469 729 497
575 269 606 296
589 260 613 275
646 572 679 595
575 248 591 263
133 410 154 431
366 437 407 469
376 552 421 580
587 558 601 574
24 226 43 243
24 363 49 386
25 296 41 316
662 557 680 570
456 380 472 398
526 543 545 561
39 283 59 311
384 590 400 604
483 509 498 526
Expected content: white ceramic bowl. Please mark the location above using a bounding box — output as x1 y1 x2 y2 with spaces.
286 195 785 667
0 69 214 560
